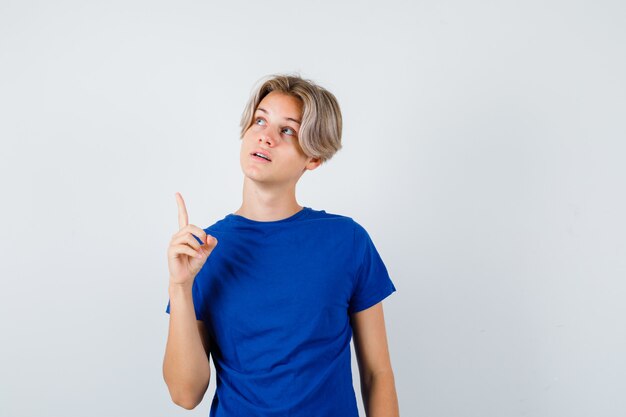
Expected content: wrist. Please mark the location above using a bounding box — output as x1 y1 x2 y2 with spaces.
168 280 193 295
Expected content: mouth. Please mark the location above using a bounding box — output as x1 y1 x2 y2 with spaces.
251 152 272 162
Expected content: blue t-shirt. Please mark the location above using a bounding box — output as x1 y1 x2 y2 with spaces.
165 207 397 416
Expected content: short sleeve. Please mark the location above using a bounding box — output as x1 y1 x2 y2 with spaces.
348 222 397 314
165 276 206 321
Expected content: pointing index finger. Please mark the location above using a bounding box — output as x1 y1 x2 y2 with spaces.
175 192 189 229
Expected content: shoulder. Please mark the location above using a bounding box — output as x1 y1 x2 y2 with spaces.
307 209 378 252
199 215 232 236
307 207 360 225
307 208 367 236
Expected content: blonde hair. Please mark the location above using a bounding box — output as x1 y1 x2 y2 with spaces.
239 72 343 165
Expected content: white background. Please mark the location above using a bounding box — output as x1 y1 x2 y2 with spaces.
1 0 625 416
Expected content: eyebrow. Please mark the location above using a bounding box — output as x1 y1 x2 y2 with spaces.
255 107 301 125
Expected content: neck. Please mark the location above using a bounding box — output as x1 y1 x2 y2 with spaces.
234 177 303 222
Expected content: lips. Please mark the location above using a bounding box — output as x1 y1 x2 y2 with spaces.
251 149 272 162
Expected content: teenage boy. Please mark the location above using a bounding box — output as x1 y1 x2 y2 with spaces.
164 73 399 417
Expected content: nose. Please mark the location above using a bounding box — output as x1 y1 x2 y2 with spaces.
259 134 276 147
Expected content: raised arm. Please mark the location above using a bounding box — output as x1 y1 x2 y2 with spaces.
163 192 218 409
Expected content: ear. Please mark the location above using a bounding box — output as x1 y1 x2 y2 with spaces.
305 157 322 171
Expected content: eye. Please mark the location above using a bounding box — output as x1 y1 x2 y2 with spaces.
255 117 297 137
282 127 297 136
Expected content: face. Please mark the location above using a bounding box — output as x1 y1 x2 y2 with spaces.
240 91 321 186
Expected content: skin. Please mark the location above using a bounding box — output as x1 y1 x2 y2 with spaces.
351 304 400 416
164 91 399 415
163 193 217 409
235 91 321 220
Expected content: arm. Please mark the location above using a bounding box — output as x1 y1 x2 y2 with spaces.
163 283 211 409
350 302 400 417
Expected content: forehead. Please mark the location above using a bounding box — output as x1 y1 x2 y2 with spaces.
256 91 303 115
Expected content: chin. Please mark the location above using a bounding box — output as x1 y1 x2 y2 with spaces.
241 165 267 181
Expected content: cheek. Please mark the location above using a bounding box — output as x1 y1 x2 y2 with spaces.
292 141 307 157
242 132 254 146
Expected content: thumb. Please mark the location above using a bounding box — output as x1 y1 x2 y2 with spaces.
205 234 218 248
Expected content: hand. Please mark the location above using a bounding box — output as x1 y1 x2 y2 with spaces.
167 192 218 287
